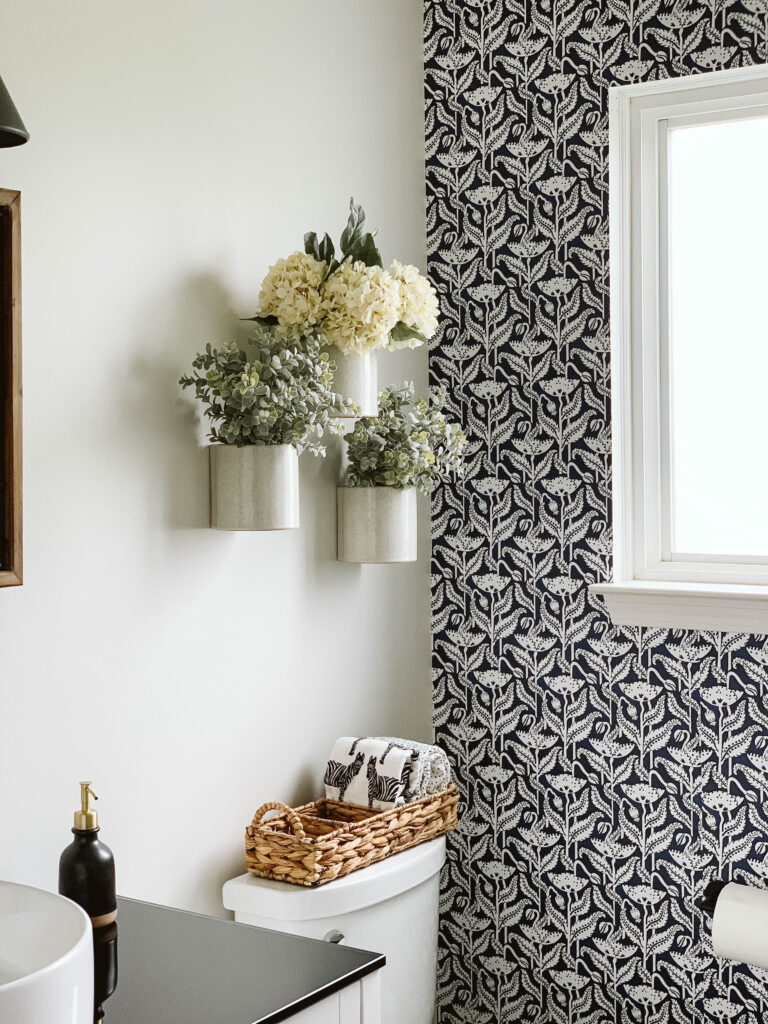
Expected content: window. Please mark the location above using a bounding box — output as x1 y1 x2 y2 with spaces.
590 67 768 631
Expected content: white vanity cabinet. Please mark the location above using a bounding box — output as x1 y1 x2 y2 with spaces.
108 896 384 1024
289 973 381 1024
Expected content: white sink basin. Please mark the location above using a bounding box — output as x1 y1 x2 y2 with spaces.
0 880 93 1023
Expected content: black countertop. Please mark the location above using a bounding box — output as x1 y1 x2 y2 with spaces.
107 896 385 1024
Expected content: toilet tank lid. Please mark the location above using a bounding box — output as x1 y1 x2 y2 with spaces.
222 836 446 922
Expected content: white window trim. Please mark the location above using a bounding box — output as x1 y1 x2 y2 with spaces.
590 66 768 632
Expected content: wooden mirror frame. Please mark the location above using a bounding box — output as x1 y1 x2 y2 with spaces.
0 188 21 587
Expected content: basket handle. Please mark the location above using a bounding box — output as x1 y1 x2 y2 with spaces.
251 801 306 838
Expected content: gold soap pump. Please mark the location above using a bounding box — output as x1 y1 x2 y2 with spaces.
74 781 99 831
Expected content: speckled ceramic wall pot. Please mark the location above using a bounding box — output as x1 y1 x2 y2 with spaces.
337 486 417 563
210 444 299 531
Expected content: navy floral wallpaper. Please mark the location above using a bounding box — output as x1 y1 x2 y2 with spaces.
424 2 768 1022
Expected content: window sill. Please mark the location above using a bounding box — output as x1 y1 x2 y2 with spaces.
589 581 768 633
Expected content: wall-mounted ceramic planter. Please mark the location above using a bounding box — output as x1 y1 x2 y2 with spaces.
337 486 417 563
210 444 299 531
328 346 377 418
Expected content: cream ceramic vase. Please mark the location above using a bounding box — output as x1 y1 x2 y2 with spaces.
337 486 417 563
329 346 377 418
210 444 299 531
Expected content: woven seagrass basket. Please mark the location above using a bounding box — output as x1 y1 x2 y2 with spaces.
244 785 458 887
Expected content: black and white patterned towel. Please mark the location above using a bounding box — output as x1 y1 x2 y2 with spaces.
323 736 452 810
373 736 452 798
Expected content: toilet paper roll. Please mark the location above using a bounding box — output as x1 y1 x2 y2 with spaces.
712 882 768 969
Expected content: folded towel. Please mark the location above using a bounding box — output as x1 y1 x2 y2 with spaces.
323 736 452 811
324 736 411 810
373 737 452 799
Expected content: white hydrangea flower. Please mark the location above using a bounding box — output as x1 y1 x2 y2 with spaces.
387 261 440 348
258 250 326 326
321 260 401 354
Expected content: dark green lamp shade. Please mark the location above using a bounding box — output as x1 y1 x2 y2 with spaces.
0 76 28 147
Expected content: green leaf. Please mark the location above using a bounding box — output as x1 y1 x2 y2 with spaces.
340 197 366 256
349 232 383 268
307 230 337 274
240 314 279 327
304 230 319 259
390 321 429 346
317 232 335 264
337 197 382 266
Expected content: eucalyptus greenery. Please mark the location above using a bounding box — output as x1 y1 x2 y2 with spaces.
179 325 348 455
344 382 467 494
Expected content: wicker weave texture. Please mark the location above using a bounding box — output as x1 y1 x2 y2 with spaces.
245 785 458 887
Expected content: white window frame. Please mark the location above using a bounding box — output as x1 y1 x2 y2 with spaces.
590 66 768 633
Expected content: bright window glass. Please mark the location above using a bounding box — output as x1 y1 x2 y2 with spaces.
667 114 768 560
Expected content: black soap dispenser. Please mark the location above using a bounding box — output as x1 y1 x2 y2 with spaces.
59 782 118 1023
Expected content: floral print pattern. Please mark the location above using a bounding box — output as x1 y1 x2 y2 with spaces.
424 1 768 1021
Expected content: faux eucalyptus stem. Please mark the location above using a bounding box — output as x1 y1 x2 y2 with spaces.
344 382 467 495
180 325 348 455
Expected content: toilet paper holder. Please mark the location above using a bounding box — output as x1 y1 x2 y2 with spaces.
700 877 768 971
700 879 727 915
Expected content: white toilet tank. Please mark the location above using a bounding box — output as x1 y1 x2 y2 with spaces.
223 836 446 1024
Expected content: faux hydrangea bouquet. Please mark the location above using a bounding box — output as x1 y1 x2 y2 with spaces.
179 325 347 455
250 200 440 355
344 382 467 494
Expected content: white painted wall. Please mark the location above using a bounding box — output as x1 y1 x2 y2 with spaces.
0 0 429 917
